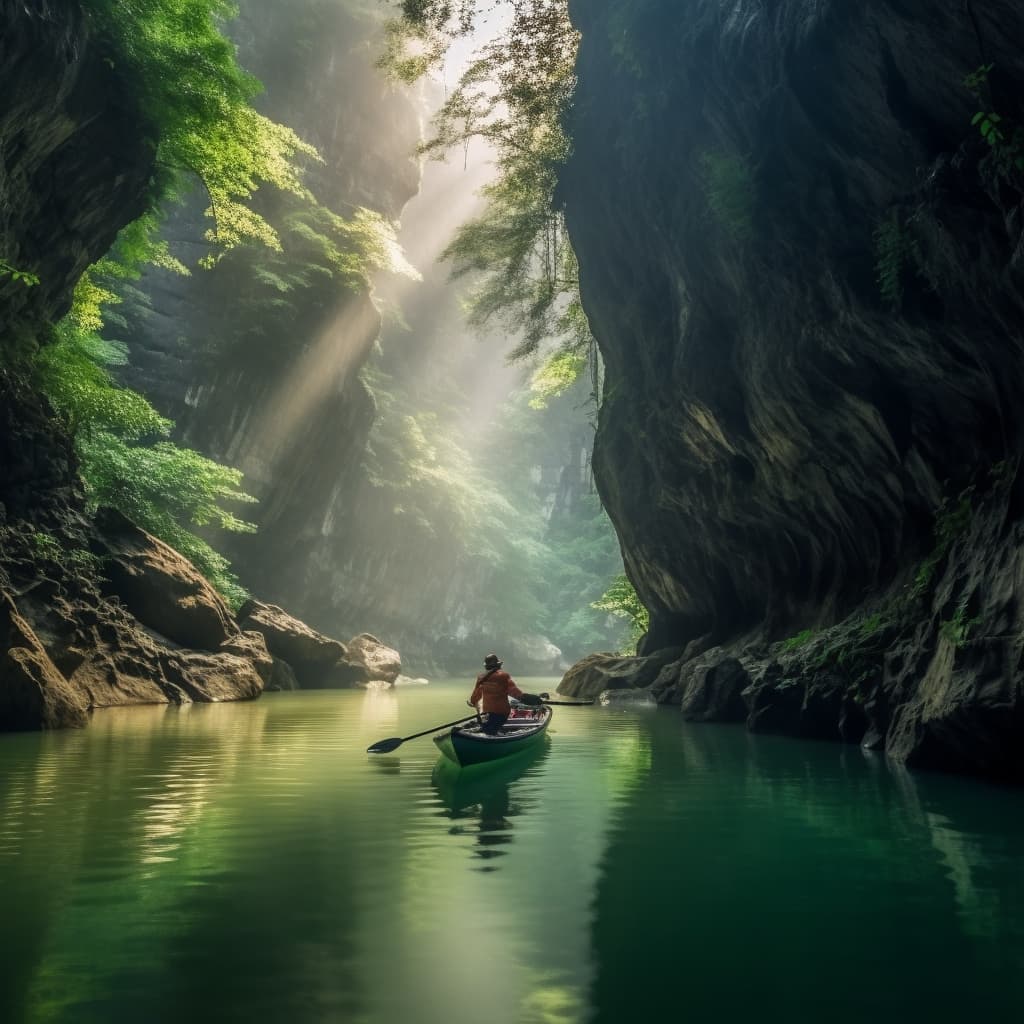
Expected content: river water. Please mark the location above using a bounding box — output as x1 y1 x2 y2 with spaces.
1 681 1023 1023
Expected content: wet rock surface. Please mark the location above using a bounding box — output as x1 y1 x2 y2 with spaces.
0 593 88 730
0 503 268 727
559 649 684 700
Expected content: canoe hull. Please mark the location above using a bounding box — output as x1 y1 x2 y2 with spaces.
434 708 552 767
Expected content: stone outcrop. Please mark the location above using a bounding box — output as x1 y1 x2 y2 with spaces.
345 633 402 686
236 599 356 687
562 0 1024 779
0 0 403 727
95 509 240 651
0 593 88 729
559 649 684 700
0 500 269 727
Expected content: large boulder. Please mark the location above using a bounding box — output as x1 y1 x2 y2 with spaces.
677 652 751 723
162 650 264 703
95 509 238 651
346 633 402 686
0 593 88 729
228 612 401 691
219 630 274 688
558 648 685 700
239 598 348 679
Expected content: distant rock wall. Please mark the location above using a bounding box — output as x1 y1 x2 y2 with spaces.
113 1 425 643
562 0 1024 777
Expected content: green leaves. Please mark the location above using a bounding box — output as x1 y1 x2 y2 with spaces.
529 349 586 408
79 0 321 263
0 260 40 286
962 64 1024 176
36 217 257 608
396 1 590 367
592 573 650 653
79 432 254 608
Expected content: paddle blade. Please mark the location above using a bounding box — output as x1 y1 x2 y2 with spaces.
366 737 402 754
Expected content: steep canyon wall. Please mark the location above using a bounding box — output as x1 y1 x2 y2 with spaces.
562 0 1024 776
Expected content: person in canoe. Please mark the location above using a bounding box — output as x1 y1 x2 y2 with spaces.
468 654 544 734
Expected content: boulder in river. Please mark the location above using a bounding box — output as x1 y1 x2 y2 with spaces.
676 652 751 724
237 599 348 686
346 632 402 686
219 630 274 688
558 648 686 700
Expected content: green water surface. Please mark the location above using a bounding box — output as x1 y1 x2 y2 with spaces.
1 681 1023 1023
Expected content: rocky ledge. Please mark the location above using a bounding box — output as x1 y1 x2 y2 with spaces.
560 466 1024 780
0 500 404 730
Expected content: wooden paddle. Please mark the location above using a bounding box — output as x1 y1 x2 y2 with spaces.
540 699 594 706
367 714 479 754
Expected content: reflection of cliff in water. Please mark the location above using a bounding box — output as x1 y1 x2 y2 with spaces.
582 718 1024 1024
432 743 550 869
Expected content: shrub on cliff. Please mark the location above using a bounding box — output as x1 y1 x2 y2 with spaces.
79 0 317 259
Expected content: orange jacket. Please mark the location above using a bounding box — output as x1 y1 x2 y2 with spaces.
469 670 523 715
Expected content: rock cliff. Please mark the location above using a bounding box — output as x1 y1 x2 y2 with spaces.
0 1 374 729
562 0 1024 777
111 0 424 641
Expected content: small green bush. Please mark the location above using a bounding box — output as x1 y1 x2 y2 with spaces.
781 628 817 652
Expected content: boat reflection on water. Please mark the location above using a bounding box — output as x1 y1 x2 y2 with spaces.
431 740 551 869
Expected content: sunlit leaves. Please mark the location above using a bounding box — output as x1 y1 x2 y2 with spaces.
78 432 254 608
391 0 590 367
37 334 171 441
36 219 257 607
529 348 585 408
80 0 320 261
593 573 649 651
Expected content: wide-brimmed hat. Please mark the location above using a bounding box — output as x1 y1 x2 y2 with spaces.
484 653 502 669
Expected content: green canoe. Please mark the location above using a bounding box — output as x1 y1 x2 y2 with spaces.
433 705 552 767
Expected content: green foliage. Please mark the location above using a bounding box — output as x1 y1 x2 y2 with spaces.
964 64 1024 177
856 612 885 638
528 349 587 408
390 0 592 370
79 0 319 260
78 431 255 608
29 530 63 563
700 152 755 239
910 487 974 600
872 209 928 311
28 530 105 577
939 597 981 650
781 628 817 651
592 574 650 653
0 259 40 286
36 228 256 608
377 17 447 83
37 329 171 441
362 340 624 658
